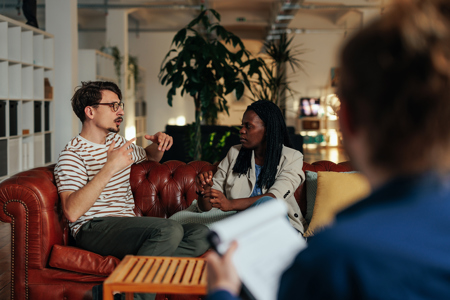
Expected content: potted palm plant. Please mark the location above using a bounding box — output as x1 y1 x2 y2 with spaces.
256 34 307 115
159 8 263 160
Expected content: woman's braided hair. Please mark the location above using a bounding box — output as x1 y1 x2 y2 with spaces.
232 100 293 189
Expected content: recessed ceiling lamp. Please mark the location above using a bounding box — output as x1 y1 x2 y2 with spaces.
272 23 289 29
276 15 295 21
266 35 281 40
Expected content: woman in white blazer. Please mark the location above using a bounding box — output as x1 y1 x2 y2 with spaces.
195 100 306 233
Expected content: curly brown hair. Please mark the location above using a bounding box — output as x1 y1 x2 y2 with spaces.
71 81 122 123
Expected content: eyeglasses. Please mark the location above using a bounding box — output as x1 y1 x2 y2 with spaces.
94 102 124 112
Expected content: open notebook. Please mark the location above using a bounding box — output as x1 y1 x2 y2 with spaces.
208 199 307 300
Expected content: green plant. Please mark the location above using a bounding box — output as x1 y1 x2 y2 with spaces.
256 34 307 113
159 8 263 160
100 47 140 90
186 123 231 163
128 55 140 89
101 46 123 85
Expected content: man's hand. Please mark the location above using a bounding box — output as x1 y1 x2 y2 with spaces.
206 241 241 296
205 189 234 211
105 138 136 174
145 132 173 151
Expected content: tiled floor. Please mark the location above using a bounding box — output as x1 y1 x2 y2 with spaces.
302 146 349 164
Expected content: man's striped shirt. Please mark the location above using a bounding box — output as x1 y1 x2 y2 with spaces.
54 132 146 237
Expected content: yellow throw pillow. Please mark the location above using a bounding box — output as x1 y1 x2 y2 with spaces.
303 171 371 237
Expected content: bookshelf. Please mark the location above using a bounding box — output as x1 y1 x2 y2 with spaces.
0 14 54 180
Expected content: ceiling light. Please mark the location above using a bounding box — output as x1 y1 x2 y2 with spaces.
272 23 289 28
282 3 298 11
269 29 285 35
267 35 281 40
276 15 295 21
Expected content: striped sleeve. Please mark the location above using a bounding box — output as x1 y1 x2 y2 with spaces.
109 133 146 164
55 150 88 193
131 142 147 164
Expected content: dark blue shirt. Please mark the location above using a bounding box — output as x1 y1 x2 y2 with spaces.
280 172 450 300
208 172 450 300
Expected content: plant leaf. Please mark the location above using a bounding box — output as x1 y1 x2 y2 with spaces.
172 28 187 47
235 81 245 100
209 9 221 22
188 10 206 28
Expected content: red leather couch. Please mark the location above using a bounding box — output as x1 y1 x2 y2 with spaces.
0 159 353 300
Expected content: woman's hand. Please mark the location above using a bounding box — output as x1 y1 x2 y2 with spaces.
195 171 215 211
206 241 241 296
196 171 214 193
206 189 234 211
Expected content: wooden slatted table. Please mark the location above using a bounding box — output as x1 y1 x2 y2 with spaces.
103 255 207 300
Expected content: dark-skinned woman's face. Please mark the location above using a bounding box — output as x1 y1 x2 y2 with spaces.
239 110 266 150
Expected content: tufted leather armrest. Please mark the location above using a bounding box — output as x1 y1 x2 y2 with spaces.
49 245 120 276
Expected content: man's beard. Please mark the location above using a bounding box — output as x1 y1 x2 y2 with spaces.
108 127 120 133
108 117 122 133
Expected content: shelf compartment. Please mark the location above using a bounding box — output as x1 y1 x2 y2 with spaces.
8 137 21 175
33 33 44 66
7 26 21 62
34 133 44 167
44 37 54 69
45 132 51 163
22 65 33 99
9 100 19 136
8 63 21 99
0 22 7 59
33 67 44 99
22 100 33 135
22 135 34 170
44 101 51 131
0 100 6 137
21 30 33 65
0 61 7 98
34 101 42 133
0 139 7 176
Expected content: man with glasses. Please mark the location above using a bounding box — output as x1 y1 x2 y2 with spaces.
54 81 209 300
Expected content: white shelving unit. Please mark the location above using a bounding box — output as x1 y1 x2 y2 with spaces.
78 49 117 83
0 14 54 180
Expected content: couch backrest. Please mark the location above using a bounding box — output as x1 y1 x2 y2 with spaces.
131 160 218 217
130 159 355 218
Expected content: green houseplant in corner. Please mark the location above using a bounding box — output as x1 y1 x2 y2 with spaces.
159 8 263 160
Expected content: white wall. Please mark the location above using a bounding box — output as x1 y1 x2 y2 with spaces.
129 32 195 134
284 31 356 129
78 32 105 50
